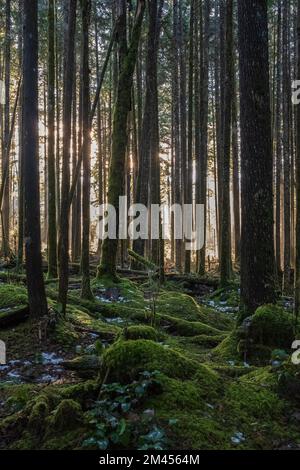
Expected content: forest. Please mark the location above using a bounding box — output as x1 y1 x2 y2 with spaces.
1 0 300 454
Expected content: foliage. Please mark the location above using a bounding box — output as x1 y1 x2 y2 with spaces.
82 371 167 450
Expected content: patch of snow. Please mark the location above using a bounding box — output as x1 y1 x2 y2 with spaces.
231 432 246 445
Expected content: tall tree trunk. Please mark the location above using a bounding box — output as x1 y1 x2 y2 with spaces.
198 0 211 275
80 0 93 299
17 0 24 269
47 0 58 278
232 71 240 265
282 0 291 291
295 0 300 322
185 0 194 274
23 0 48 317
238 0 276 318
98 1 145 279
220 0 233 286
275 0 282 277
58 0 77 312
2 0 11 257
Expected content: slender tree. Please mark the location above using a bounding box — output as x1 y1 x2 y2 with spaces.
98 0 146 279
23 0 48 317
220 0 233 286
295 0 300 322
80 0 93 299
47 0 58 279
58 0 77 312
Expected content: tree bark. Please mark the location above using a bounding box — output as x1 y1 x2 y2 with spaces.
23 0 48 317
238 0 276 318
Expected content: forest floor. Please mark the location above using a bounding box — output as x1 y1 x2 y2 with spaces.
0 269 300 450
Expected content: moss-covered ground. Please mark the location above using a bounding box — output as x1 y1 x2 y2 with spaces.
1 275 300 450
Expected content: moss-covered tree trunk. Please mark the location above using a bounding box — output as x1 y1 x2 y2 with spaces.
58 0 77 312
80 0 93 299
282 0 291 291
47 0 58 279
198 0 211 276
238 0 276 318
98 0 146 280
295 0 300 322
185 0 194 274
2 0 11 258
220 0 233 287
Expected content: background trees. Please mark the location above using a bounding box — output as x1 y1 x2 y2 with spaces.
0 0 299 318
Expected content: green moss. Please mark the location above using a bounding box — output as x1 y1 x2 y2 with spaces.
102 339 200 382
222 370 288 449
213 332 240 360
277 362 300 401
209 285 240 307
120 325 161 341
92 276 145 308
63 355 102 378
144 375 227 450
51 399 83 432
249 304 295 349
67 306 120 339
53 319 80 347
28 396 49 434
0 284 28 309
191 333 228 348
4 384 35 412
159 314 221 337
157 292 206 322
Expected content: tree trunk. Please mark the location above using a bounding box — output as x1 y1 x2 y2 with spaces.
58 0 77 312
80 0 93 299
47 0 58 279
238 0 276 318
220 0 233 286
98 1 146 279
23 0 48 317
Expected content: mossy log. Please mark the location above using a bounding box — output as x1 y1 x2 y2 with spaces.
0 304 29 328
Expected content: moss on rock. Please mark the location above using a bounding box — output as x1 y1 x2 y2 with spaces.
248 305 295 349
159 314 221 337
28 396 49 434
51 399 83 432
120 325 160 342
63 355 102 378
102 339 201 382
191 333 228 348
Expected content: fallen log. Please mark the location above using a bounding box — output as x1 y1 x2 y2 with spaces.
0 305 29 328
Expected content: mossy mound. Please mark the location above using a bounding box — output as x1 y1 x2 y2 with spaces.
213 332 240 361
51 399 83 431
0 284 28 309
54 318 80 347
191 333 228 348
92 276 145 308
159 314 221 337
144 375 226 449
102 339 201 382
67 306 120 340
157 292 206 322
63 355 102 378
277 361 300 402
120 325 161 342
248 305 295 349
28 396 49 434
